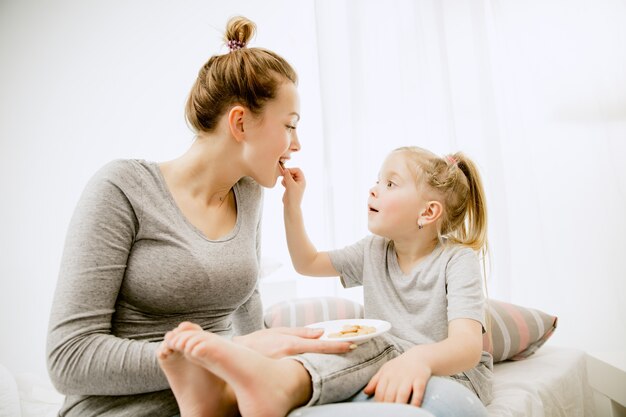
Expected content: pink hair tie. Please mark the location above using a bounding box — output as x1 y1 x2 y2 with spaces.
227 39 245 52
446 155 458 165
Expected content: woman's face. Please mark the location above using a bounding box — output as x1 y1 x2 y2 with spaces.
244 82 301 187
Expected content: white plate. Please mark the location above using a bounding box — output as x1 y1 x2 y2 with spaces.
306 319 391 345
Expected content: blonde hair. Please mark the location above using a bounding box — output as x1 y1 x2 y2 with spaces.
185 16 298 133
394 146 488 254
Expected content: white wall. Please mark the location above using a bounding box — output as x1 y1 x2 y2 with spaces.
0 0 328 377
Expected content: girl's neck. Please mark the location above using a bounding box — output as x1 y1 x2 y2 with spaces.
393 236 440 274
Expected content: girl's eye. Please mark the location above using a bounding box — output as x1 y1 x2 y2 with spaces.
386 181 394 188
286 125 296 131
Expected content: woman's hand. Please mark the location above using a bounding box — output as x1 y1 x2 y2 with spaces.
280 166 306 209
363 350 432 407
233 326 354 359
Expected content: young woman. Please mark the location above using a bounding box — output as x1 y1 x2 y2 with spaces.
46 16 353 417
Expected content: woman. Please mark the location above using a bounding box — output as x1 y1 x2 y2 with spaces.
46 16 352 417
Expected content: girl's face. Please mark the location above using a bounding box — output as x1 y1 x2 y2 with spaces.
244 82 301 187
367 151 428 239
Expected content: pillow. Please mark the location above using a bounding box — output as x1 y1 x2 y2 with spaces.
484 299 557 363
263 297 557 363
264 297 364 328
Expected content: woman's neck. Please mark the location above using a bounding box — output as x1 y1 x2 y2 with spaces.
161 133 243 207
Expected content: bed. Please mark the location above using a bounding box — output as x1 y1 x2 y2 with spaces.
0 298 595 417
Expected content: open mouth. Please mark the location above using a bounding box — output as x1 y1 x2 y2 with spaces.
278 158 287 170
368 206 379 213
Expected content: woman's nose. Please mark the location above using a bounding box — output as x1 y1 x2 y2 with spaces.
291 132 301 152
369 186 377 197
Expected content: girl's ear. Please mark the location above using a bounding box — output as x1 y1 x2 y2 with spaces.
227 105 246 142
419 201 443 226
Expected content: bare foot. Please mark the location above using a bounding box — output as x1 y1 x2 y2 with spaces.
158 322 238 417
167 329 312 417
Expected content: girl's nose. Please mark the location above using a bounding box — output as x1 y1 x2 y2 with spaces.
369 186 377 197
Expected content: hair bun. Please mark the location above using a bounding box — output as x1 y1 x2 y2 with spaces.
224 16 256 51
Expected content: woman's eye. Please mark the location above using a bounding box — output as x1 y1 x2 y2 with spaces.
286 125 296 131
386 181 394 188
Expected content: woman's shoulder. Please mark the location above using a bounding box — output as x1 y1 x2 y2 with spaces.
90 159 154 188
92 158 142 180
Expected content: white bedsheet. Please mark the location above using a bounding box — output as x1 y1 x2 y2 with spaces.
487 345 594 417
0 346 594 417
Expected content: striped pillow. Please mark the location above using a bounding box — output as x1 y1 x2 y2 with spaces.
263 297 557 363
484 300 557 362
263 297 364 328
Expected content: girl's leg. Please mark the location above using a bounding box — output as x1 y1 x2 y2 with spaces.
347 376 488 417
157 323 239 417
420 376 488 417
166 328 313 417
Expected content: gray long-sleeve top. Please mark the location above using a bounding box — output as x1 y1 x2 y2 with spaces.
46 160 264 416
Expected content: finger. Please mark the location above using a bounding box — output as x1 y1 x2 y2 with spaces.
283 167 302 181
364 372 379 395
410 381 426 407
282 168 295 183
290 339 355 355
395 384 413 404
273 326 324 339
286 166 301 175
383 381 398 403
374 378 388 402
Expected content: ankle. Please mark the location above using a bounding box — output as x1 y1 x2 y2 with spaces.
283 359 313 407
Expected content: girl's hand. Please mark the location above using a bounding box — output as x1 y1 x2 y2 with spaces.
364 351 432 406
233 327 354 359
280 166 306 209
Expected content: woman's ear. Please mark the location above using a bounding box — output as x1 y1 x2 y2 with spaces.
419 201 443 226
227 105 246 142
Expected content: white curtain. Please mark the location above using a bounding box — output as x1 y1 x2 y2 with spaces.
311 0 626 353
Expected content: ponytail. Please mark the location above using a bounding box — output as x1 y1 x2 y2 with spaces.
446 152 488 254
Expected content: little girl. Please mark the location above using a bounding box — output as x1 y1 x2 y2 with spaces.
158 146 492 417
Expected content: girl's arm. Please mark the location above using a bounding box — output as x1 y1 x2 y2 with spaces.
405 318 483 375
364 318 483 406
281 167 338 277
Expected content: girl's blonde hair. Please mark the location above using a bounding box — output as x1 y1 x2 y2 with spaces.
185 16 298 133
394 146 488 255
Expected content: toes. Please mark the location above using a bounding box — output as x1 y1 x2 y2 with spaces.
177 321 202 332
156 342 174 360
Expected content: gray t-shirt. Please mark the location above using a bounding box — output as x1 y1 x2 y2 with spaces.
46 159 264 416
328 235 493 404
